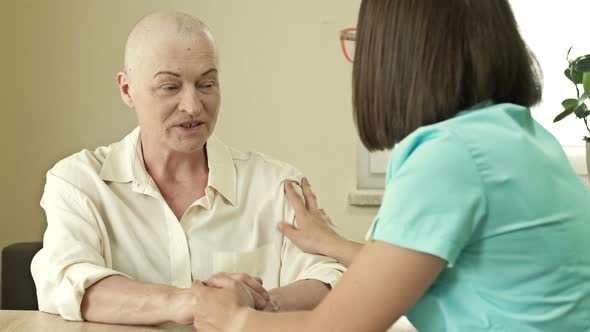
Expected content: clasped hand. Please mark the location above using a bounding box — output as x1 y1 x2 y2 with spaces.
191 272 266 331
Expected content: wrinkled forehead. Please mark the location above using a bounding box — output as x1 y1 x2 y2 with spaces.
127 31 219 78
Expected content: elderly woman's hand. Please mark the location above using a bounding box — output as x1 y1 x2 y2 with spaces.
206 272 269 310
192 276 252 332
277 177 342 256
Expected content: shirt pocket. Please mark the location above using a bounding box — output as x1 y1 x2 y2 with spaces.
212 243 281 288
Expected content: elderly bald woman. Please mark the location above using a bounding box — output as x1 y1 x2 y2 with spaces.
31 11 344 326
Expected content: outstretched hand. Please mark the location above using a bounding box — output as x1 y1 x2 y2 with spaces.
277 177 342 256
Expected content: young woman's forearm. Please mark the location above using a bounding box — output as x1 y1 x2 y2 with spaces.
235 309 312 332
268 279 330 311
322 237 364 267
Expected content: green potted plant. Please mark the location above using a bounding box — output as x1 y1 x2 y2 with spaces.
553 47 590 175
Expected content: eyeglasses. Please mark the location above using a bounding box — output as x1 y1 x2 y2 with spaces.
339 28 356 63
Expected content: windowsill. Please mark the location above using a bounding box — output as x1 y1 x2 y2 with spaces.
347 190 384 207
350 146 588 207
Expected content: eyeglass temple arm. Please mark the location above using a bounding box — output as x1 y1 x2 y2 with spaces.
341 31 356 41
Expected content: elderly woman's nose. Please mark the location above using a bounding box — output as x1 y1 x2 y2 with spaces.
179 88 204 115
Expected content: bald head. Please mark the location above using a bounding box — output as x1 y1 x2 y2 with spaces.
124 11 217 73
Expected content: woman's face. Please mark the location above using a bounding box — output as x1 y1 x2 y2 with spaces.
119 32 221 154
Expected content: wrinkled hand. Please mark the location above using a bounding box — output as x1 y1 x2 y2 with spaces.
206 272 269 310
277 177 342 256
192 277 252 332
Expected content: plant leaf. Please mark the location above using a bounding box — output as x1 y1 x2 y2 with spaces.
573 54 590 63
573 68 584 84
584 72 590 93
562 98 578 110
566 60 584 84
574 103 590 119
575 56 590 72
565 68 572 81
554 107 575 122
564 67 583 84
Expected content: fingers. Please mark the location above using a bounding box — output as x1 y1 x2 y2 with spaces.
192 278 250 331
245 285 267 310
206 273 268 310
236 275 269 302
277 222 303 246
253 276 264 285
205 274 242 289
277 222 297 238
284 180 306 213
319 208 337 228
301 177 319 210
207 273 264 290
205 275 258 309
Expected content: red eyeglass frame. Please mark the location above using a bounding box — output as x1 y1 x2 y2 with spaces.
339 28 356 63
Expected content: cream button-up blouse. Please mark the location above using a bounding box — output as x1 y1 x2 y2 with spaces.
31 128 345 321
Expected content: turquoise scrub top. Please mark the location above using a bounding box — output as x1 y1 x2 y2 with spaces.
372 102 590 331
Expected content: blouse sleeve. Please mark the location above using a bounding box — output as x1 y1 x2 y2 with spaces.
371 130 487 267
31 170 128 321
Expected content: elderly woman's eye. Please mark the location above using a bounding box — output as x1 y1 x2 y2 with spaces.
161 84 179 90
199 81 218 92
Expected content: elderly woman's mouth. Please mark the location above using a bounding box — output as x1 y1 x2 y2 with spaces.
175 121 204 130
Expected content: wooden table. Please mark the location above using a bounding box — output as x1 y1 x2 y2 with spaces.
0 310 417 332
0 311 194 332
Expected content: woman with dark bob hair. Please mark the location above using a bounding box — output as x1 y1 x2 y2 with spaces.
191 0 590 331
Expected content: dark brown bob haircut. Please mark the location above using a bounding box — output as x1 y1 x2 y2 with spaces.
353 0 543 151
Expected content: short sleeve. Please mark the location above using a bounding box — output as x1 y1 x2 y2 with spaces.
279 180 346 288
371 130 487 267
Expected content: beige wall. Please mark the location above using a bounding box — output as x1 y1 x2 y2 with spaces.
0 1 378 304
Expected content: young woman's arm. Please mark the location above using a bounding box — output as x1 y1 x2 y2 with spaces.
277 177 364 267
193 240 445 332
318 237 364 268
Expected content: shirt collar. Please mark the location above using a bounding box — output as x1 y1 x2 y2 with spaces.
206 135 238 206
99 127 140 184
456 99 495 117
99 127 237 206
